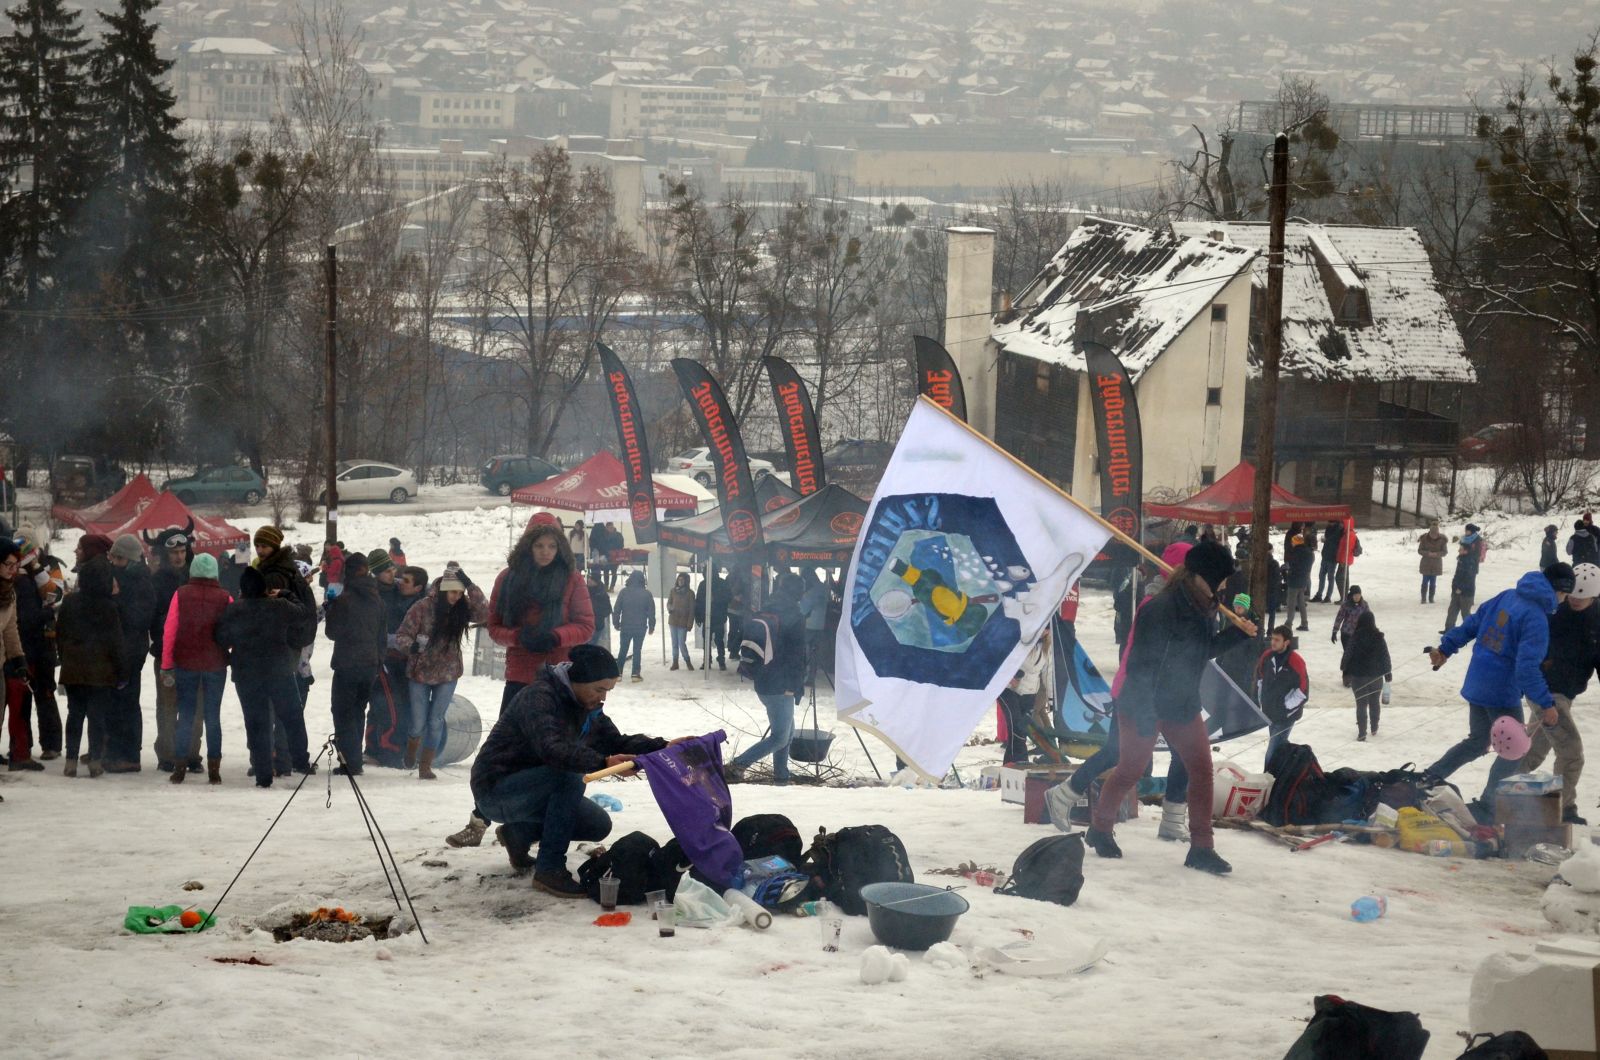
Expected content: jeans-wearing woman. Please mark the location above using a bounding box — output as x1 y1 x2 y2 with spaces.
395 563 489 779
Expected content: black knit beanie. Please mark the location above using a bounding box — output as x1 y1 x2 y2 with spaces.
1184 539 1235 591
568 644 620 684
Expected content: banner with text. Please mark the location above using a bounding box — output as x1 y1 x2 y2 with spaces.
1083 340 1143 557
913 335 967 422
597 343 662 544
763 357 825 496
671 358 764 554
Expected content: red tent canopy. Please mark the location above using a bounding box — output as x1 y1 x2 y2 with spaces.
510 450 698 518
102 491 250 555
1144 462 1350 525
52 473 160 531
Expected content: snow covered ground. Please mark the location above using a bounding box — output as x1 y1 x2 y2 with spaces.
2 502 1589 1058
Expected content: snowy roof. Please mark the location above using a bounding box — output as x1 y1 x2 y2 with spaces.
1171 221 1475 384
991 217 1257 380
183 37 283 55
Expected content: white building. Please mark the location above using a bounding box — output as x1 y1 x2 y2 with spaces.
602 78 762 139
172 38 289 123
416 88 518 132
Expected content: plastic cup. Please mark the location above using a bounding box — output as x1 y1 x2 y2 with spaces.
645 890 666 918
598 876 620 911
656 900 675 937
820 915 843 953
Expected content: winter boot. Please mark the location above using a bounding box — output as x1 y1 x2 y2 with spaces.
1157 800 1190 842
207 757 222 784
1045 782 1086 833
418 747 437 781
404 737 420 770
496 824 535 872
1084 828 1122 859
685 658 695 671
446 812 488 848
62 758 77 778
670 661 679 671
8 757 43 771
532 869 586 899
170 761 187 785
87 760 104 778
1564 806 1589 826
1184 846 1232 875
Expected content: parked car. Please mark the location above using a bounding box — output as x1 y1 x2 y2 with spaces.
163 466 267 505
821 439 896 491
667 447 774 488
50 455 127 506
319 461 418 504
1458 419 1587 463
480 454 564 496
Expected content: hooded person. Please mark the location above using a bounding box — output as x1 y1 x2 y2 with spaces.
54 554 124 777
1446 524 1484 632
451 516 594 849
585 570 612 653
1284 532 1316 630
470 644 677 896
1340 610 1392 741
726 573 816 785
1084 539 1255 875
323 550 385 775
1419 520 1450 604
103 534 155 772
394 561 489 779
160 553 233 785
1519 561 1600 824
1426 565 1564 810
1570 520 1600 568
1542 524 1562 572
612 569 656 681
1330 585 1369 648
216 566 311 786
147 528 201 772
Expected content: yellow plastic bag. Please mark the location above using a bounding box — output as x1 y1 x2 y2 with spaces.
1396 807 1468 855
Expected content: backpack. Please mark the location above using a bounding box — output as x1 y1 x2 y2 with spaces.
994 834 1085 907
654 837 721 901
737 612 778 681
732 813 803 867
1281 995 1430 1060
1261 742 1329 827
1456 1031 1549 1059
286 572 319 651
577 831 666 905
1317 767 1381 824
1368 764 1434 811
803 825 913 916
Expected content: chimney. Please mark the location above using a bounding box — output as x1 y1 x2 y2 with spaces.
942 227 996 438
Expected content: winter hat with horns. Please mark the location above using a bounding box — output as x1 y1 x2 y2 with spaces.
142 517 196 554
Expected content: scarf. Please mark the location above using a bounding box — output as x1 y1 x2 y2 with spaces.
498 554 569 634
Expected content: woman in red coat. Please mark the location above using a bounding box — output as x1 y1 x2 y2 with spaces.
448 513 594 849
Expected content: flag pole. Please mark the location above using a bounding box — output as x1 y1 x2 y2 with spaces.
912 396 1254 633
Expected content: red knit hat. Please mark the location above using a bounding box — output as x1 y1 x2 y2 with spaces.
78 534 113 559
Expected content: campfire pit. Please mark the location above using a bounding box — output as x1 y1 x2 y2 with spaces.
271 907 394 944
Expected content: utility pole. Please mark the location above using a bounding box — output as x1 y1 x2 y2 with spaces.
1248 133 1290 619
324 244 339 546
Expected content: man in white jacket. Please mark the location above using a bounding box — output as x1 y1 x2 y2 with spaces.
997 629 1051 765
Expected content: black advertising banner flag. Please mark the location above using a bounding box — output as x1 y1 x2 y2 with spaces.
596 343 662 544
671 358 764 553
763 356 826 496
1082 340 1143 549
913 335 967 422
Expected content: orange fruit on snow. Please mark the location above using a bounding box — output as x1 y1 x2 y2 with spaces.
180 910 203 928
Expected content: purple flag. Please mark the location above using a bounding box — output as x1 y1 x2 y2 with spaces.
637 730 744 890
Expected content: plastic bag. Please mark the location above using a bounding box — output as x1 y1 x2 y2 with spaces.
1381 678 1391 705
1396 806 1460 853
124 905 215 934
669 875 741 930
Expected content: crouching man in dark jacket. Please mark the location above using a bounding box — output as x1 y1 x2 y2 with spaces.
470 644 683 897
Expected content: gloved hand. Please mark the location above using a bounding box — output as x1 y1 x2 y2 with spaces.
160 670 176 688
3 657 26 679
456 569 473 590
386 634 401 652
1330 631 1337 643
325 583 342 601
519 627 558 654
415 634 430 651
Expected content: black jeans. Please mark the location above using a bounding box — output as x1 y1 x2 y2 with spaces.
64 684 113 763
330 667 377 772
998 689 1032 764
1355 689 1382 735
365 657 410 765
237 669 309 783
105 655 146 763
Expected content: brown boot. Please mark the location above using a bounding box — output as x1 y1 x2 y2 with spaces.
685 658 695 671
207 757 222 784
418 747 437 780
170 761 187 784
670 661 679 671
404 737 421 769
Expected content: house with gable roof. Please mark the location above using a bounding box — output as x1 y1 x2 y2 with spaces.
1172 220 1475 523
989 217 1258 508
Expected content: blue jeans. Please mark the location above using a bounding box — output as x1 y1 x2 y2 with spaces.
174 668 227 759
1428 702 1524 803
1316 558 1339 599
671 626 691 665
474 766 614 872
408 679 458 747
616 629 646 676
732 692 797 781
590 625 611 653
1421 574 1438 601
1264 720 1296 770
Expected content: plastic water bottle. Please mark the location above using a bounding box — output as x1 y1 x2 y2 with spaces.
1350 895 1386 922
1423 839 1461 857
588 793 623 812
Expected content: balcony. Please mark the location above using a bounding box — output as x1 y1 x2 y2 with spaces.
1268 409 1458 456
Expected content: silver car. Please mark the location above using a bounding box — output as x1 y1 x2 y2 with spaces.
668 447 774 488
321 461 419 504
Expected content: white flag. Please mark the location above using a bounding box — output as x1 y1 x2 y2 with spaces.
835 399 1113 780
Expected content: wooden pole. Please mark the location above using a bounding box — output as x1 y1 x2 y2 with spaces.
584 760 640 783
915 396 1253 632
324 245 339 546
1247 134 1290 617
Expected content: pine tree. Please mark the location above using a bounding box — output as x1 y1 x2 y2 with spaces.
0 0 95 304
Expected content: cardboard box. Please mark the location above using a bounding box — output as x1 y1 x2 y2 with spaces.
999 766 1030 805
1496 791 1570 858
1498 772 1564 796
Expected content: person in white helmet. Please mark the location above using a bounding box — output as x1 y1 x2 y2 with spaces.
1519 561 1600 825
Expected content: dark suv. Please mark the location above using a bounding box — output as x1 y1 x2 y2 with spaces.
51 454 128 506
481 454 564 496
821 439 896 493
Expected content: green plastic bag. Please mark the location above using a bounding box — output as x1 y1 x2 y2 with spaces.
124 905 215 934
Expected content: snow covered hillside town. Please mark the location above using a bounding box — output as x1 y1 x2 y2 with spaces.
8 0 1600 1055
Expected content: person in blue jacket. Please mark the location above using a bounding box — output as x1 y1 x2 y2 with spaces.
1426 565 1569 808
